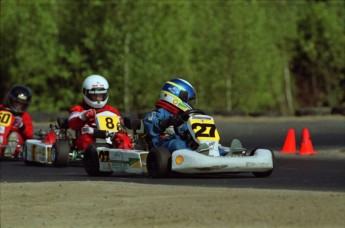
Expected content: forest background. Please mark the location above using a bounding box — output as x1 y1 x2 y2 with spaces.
1 0 344 116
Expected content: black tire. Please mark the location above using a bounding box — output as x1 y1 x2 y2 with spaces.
51 141 70 167
23 144 35 166
83 143 112 176
250 148 274 178
147 147 171 178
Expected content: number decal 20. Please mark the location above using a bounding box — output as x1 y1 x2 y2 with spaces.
0 111 13 127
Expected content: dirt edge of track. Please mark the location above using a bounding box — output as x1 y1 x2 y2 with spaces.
1 181 344 227
1 149 345 228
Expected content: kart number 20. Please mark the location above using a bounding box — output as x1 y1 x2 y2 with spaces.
0 111 13 127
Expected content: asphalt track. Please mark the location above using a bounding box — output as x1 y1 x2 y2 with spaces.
1 116 344 192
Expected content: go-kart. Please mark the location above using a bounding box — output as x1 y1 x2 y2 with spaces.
146 109 274 178
82 111 148 176
0 109 25 159
23 117 78 166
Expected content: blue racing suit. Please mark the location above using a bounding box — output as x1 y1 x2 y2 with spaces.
143 108 188 153
143 106 227 155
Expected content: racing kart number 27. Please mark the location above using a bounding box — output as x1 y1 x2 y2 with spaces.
189 117 220 142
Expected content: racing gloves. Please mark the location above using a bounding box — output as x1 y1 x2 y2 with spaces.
80 109 96 121
158 114 184 131
13 116 24 129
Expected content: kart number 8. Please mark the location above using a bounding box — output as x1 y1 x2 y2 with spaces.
97 116 120 131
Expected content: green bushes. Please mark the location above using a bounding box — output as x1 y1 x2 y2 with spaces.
1 0 344 115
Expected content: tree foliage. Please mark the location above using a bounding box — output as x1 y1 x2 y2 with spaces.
1 0 344 115
291 0 345 108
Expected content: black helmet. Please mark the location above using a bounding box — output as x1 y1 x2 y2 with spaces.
6 85 32 114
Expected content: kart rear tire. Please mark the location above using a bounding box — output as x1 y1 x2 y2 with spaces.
84 143 112 176
250 149 274 178
147 147 171 178
52 141 70 167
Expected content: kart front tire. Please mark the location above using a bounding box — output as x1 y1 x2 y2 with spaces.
250 149 274 178
147 147 171 178
83 143 112 176
52 141 70 167
23 144 35 166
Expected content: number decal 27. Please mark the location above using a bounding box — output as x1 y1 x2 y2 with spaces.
192 123 216 138
190 121 220 141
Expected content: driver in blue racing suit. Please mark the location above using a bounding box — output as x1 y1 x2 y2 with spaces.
143 78 230 155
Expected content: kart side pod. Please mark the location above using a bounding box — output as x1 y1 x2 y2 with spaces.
84 146 148 176
171 149 274 176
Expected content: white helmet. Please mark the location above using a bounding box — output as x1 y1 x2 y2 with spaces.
82 75 109 109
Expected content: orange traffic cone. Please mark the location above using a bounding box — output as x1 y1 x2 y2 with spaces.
281 128 296 153
298 128 317 155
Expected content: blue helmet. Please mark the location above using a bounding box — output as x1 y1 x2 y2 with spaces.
160 78 196 112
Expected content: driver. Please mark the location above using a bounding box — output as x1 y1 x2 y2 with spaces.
68 74 121 151
0 85 34 157
143 78 230 154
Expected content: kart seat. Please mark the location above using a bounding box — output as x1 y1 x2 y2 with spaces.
57 117 69 129
123 117 144 134
123 116 151 150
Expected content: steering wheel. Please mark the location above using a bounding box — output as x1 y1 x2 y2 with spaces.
179 109 208 121
174 109 208 139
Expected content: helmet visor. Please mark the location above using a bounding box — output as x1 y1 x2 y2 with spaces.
179 90 196 109
188 98 196 109
86 89 108 102
9 98 29 113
